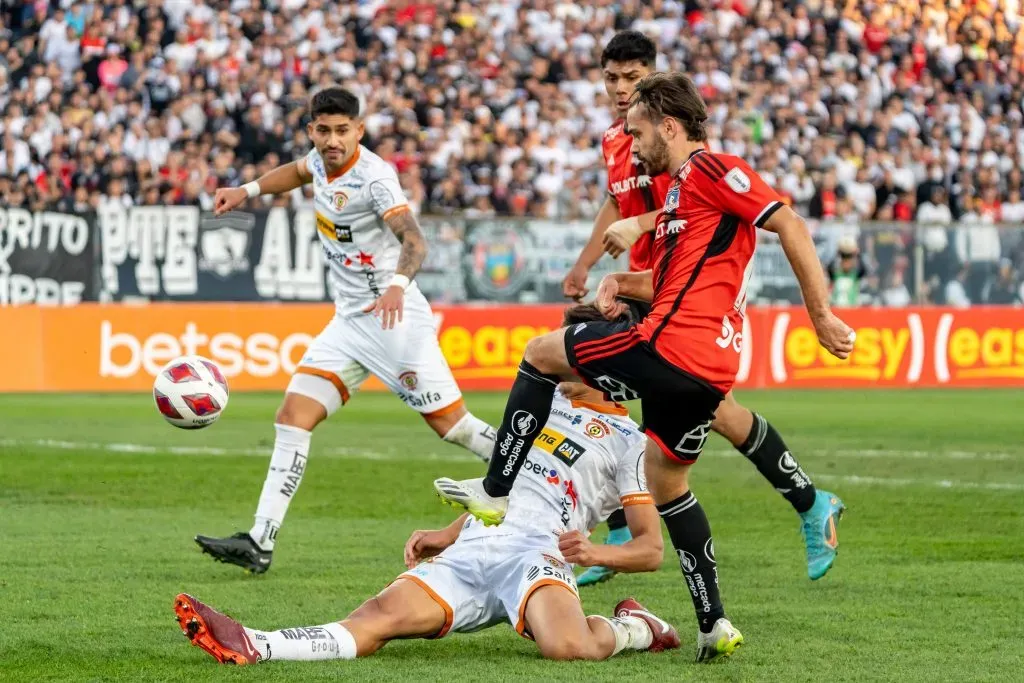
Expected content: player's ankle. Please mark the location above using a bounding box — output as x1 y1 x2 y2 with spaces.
482 477 509 498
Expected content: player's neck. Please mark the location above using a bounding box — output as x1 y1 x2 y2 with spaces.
325 147 360 182
669 141 706 177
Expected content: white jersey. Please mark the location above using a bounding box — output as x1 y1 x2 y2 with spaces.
461 393 651 543
306 144 417 317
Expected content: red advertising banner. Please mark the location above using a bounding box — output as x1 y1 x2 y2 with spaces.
1 304 1021 392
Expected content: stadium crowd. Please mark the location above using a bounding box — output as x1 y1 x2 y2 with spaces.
2 0 1024 304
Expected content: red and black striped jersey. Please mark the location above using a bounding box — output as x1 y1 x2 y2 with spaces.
635 149 784 393
602 120 674 272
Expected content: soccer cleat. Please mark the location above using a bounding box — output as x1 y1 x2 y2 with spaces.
614 598 680 653
174 593 261 665
195 532 272 574
433 477 508 526
800 490 846 580
695 617 743 662
578 526 632 587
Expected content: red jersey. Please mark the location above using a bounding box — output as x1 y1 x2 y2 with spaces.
636 150 784 393
602 121 674 271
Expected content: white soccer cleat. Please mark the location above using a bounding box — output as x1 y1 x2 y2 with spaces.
433 477 508 526
695 617 743 663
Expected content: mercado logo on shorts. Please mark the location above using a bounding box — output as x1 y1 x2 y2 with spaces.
398 370 418 391
533 427 585 466
463 221 531 301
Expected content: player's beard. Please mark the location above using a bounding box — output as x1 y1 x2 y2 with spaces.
640 132 671 175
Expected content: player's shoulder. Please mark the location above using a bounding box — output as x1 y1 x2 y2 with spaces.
689 151 758 192
356 146 400 181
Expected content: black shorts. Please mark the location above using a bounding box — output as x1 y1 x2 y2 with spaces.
564 319 723 464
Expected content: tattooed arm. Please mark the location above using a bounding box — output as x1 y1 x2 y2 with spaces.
384 207 428 279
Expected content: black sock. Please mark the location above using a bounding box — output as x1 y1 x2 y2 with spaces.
482 360 558 497
606 507 627 531
739 413 817 514
658 491 725 633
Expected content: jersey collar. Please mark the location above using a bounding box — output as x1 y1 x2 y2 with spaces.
674 147 706 178
326 146 361 182
570 399 630 417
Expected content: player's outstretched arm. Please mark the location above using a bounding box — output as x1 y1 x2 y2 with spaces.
213 159 312 215
403 513 469 568
558 503 662 573
602 209 660 258
763 206 855 359
563 196 621 300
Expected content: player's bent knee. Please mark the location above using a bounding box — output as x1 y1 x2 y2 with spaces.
523 330 567 375
710 392 753 445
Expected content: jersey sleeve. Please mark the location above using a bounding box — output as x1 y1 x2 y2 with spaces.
367 164 411 221
615 440 653 508
304 148 325 182
696 154 784 229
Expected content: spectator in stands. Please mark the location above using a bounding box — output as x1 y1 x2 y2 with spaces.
826 236 871 307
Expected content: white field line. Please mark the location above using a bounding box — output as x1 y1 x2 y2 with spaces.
1 438 1021 491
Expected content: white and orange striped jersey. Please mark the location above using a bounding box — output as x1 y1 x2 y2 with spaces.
305 144 417 317
461 392 651 542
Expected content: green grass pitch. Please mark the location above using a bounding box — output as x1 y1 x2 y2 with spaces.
2 389 1023 682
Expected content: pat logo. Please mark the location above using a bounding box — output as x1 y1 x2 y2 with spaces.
332 191 349 211
399 371 418 391
585 418 610 439
725 168 751 194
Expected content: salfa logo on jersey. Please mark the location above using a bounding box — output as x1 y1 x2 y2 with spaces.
332 191 349 211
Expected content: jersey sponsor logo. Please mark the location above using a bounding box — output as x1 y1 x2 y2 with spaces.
573 323 587 335
540 564 576 587
511 410 537 437
715 315 743 353
311 156 326 180
399 370 418 391
315 211 353 243
678 549 698 573
585 418 610 439
332 191 349 212
664 183 680 211
604 123 623 140
399 390 442 409
609 175 652 196
655 218 687 240
725 168 751 193
533 427 586 466
704 538 715 562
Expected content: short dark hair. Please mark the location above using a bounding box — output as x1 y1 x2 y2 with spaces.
601 30 657 68
309 86 361 120
562 303 631 327
630 72 708 142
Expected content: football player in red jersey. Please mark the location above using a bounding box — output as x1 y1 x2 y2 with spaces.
565 31 850 587
435 71 854 661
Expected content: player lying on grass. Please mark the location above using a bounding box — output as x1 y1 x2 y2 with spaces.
193 86 496 574
565 30 845 586
173 333 692 664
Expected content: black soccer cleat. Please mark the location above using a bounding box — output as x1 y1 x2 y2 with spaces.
195 532 272 574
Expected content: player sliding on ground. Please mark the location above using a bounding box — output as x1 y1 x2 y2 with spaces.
193 86 496 574
173 323 686 665
435 72 855 661
565 31 846 586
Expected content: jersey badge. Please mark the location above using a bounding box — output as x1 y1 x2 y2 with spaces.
399 371 418 391
665 183 680 211
725 167 751 193
332 191 349 211
585 419 610 439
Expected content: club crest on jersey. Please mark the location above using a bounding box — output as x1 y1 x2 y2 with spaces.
399 371 418 391
542 553 570 571
664 184 680 211
725 168 751 193
332 191 349 211
585 419 610 439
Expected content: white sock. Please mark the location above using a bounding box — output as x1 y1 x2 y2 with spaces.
592 615 653 656
442 412 496 462
245 622 356 661
249 424 312 551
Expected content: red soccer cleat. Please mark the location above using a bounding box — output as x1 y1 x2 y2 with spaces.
174 593 261 665
614 597 681 653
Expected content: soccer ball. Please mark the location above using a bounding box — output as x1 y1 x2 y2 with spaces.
153 355 230 429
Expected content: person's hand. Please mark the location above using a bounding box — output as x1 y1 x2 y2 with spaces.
602 216 643 258
595 275 628 320
812 310 856 359
213 187 248 215
403 529 452 568
562 263 590 301
362 285 404 329
558 529 600 567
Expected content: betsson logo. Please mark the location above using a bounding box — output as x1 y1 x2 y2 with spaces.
100 321 312 379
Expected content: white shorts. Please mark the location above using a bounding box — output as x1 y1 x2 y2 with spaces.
398 527 579 639
290 288 463 416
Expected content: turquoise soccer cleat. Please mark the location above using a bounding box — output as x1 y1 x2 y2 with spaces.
577 526 632 587
800 490 845 580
